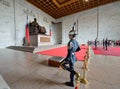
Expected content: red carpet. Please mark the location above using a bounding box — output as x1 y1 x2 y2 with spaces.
92 46 120 56
36 45 88 61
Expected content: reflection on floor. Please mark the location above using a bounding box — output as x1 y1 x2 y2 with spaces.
0 74 10 89
0 45 120 89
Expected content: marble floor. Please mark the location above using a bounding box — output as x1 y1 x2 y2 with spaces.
0 45 120 89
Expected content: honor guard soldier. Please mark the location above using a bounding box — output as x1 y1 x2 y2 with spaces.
103 38 105 49
94 38 97 49
60 28 80 87
105 38 108 50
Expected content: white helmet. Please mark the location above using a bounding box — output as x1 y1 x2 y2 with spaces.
69 31 76 35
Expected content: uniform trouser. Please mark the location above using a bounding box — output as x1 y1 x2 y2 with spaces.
62 61 76 82
105 44 107 50
95 44 97 49
103 44 105 49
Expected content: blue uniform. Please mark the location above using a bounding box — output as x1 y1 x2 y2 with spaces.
62 38 80 83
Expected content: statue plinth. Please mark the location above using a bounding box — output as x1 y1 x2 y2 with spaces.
30 34 51 46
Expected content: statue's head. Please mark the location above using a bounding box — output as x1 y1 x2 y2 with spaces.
34 18 37 22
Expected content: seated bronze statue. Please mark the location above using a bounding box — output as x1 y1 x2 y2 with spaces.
29 18 46 35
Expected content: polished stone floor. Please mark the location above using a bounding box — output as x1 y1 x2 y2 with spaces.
0 45 120 89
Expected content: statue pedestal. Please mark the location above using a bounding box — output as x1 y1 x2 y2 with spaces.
30 34 51 46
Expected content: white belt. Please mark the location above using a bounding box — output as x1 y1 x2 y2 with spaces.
72 53 75 55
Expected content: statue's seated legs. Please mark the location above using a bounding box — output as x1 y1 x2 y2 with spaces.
30 28 39 35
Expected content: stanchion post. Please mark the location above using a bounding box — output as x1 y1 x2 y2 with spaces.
75 72 80 89
82 52 88 70
80 55 88 84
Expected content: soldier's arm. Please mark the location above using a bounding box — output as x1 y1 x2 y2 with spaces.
66 42 74 58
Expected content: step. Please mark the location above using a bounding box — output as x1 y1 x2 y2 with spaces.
7 46 35 53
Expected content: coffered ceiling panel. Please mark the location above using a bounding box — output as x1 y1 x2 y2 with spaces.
26 0 119 18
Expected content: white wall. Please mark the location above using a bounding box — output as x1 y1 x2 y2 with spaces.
57 1 120 44
99 2 120 40
0 0 14 48
0 0 55 48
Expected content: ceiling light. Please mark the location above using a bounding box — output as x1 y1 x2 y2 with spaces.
85 0 89 2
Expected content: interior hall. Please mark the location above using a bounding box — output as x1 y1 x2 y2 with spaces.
0 0 120 89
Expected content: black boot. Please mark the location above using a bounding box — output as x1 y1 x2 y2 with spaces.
65 81 74 87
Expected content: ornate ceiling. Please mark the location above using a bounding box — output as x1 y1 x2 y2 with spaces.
26 0 119 18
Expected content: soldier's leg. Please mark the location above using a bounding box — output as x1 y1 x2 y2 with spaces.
61 61 78 87
65 62 76 87
69 62 76 82
61 61 69 70
106 45 107 50
62 61 75 74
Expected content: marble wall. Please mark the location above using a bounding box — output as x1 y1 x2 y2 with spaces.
0 0 14 48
